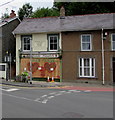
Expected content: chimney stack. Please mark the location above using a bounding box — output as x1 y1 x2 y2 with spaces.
60 6 65 19
9 10 16 18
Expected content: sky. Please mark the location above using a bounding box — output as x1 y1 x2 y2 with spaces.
0 0 54 17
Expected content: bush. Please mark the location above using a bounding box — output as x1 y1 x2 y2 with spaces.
15 75 22 82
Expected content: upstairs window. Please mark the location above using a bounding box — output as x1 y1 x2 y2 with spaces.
21 35 32 51
48 35 59 51
111 34 115 51
81 34 92 51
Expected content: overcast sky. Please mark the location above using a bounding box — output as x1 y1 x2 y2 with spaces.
0 0 54 17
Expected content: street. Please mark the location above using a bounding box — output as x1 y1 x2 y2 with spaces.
1 84 113 118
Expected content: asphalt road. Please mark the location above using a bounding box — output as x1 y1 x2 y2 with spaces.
1 84 113 118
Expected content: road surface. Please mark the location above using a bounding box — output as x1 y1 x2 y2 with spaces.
1 84 113 118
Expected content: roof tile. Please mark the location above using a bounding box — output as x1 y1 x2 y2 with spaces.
13 13 115 34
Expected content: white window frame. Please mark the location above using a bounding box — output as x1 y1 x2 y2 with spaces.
79 58 95 78
111 33 115 51
22 36 32 51
48 35 59 51
81 34 92 51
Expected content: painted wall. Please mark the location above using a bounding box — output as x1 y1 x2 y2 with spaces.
62 30 115 84
32 33 61 51
0 27 2 63
32 33 47 51
0 63 7 79
16 35 21 75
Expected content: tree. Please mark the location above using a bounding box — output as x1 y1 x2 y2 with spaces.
31 7 59 18
2 13 9 19
1 8 9 19
18 3 33 20
53 2 115 16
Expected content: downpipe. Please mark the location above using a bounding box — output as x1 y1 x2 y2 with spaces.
101 28 105 85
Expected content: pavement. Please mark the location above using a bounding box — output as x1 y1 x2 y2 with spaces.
0 78 115 91
0 79 63 87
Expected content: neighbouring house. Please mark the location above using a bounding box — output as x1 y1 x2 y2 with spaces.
0 10 20 79
61 13 115 84
13 8 115 84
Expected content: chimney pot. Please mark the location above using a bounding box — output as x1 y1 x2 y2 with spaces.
9 10 16 18
60 6 65 19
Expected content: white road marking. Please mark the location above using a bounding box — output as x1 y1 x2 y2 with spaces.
5 88 19 92
84 90 91 92
41 95 47 98
34 98 41 101
0 88 6 91
59 91 66 93
49 92 57 95
1 88 92 104
1 92 34 102
1 92 47 104
0 88 19 92
73 90 81 93
48 96 54 99
42 99 48 104
55 93 63 96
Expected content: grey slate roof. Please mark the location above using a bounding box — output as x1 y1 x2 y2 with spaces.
0 17 20 27
13 13 115 34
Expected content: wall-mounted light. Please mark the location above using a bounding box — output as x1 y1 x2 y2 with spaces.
103 32 108 40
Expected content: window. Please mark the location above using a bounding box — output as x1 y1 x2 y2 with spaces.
111 34 115 51
0 65 5 71
79 58 95 77
22 36 32 51
81 34 92 51
48 35 59 51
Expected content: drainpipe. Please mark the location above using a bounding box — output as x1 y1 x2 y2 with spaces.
101 28 105 85
30 39 32 84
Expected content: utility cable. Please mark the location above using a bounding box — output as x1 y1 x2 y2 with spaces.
0 0 15 7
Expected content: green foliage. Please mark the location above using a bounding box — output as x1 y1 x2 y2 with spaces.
31 7 59 18
22 71 29 76
17 2 115 19
2 13 9 19
53 2 115 16
1 8 9 19
18 3 33 20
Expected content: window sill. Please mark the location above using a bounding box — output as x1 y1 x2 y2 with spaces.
80 50 92 52
48 50 59 52
78 77 98 79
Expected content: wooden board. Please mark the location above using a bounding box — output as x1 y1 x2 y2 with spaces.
20 58 61 79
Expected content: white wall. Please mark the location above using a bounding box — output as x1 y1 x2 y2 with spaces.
0 63 7 79
33 33 47 51
16 35 21 75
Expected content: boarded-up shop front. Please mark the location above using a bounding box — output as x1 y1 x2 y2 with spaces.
20 58 61 82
